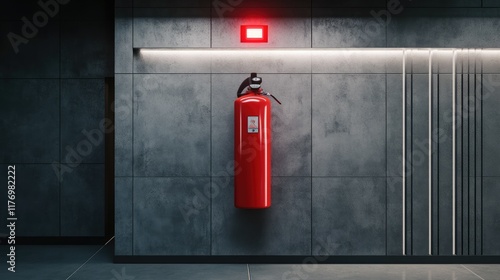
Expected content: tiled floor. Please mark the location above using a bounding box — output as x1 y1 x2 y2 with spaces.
0 243 499 280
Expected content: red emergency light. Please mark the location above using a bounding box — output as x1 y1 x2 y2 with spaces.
240 25 268 43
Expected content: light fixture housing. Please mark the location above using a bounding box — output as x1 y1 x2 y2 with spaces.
240 25 268 43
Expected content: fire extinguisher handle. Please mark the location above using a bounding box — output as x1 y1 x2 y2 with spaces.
237 78 251 97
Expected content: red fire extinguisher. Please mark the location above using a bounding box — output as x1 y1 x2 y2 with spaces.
234 73 281 209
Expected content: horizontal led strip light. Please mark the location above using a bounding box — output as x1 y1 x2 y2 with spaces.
138 48 417 52
137 48 500 52
137 48 500 56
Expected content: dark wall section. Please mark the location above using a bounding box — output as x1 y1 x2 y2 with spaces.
0 0 114 239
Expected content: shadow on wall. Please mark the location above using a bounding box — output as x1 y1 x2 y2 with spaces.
229 210 268 250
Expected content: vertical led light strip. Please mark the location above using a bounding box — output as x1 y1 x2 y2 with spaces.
402 49 407 256
428 50 434 256
452 49 458 256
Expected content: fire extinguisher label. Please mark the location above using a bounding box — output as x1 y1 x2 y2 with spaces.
248 116 259 133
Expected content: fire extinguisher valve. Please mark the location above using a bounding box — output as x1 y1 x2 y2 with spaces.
249 76 262 89
237 73 281 105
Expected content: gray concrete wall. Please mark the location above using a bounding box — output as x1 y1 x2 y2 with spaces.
113 0 500 256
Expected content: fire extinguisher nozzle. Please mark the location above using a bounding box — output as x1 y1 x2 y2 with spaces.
265 92 281 105
271 95 282 105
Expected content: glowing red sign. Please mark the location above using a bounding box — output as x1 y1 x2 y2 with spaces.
240 25 268 43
